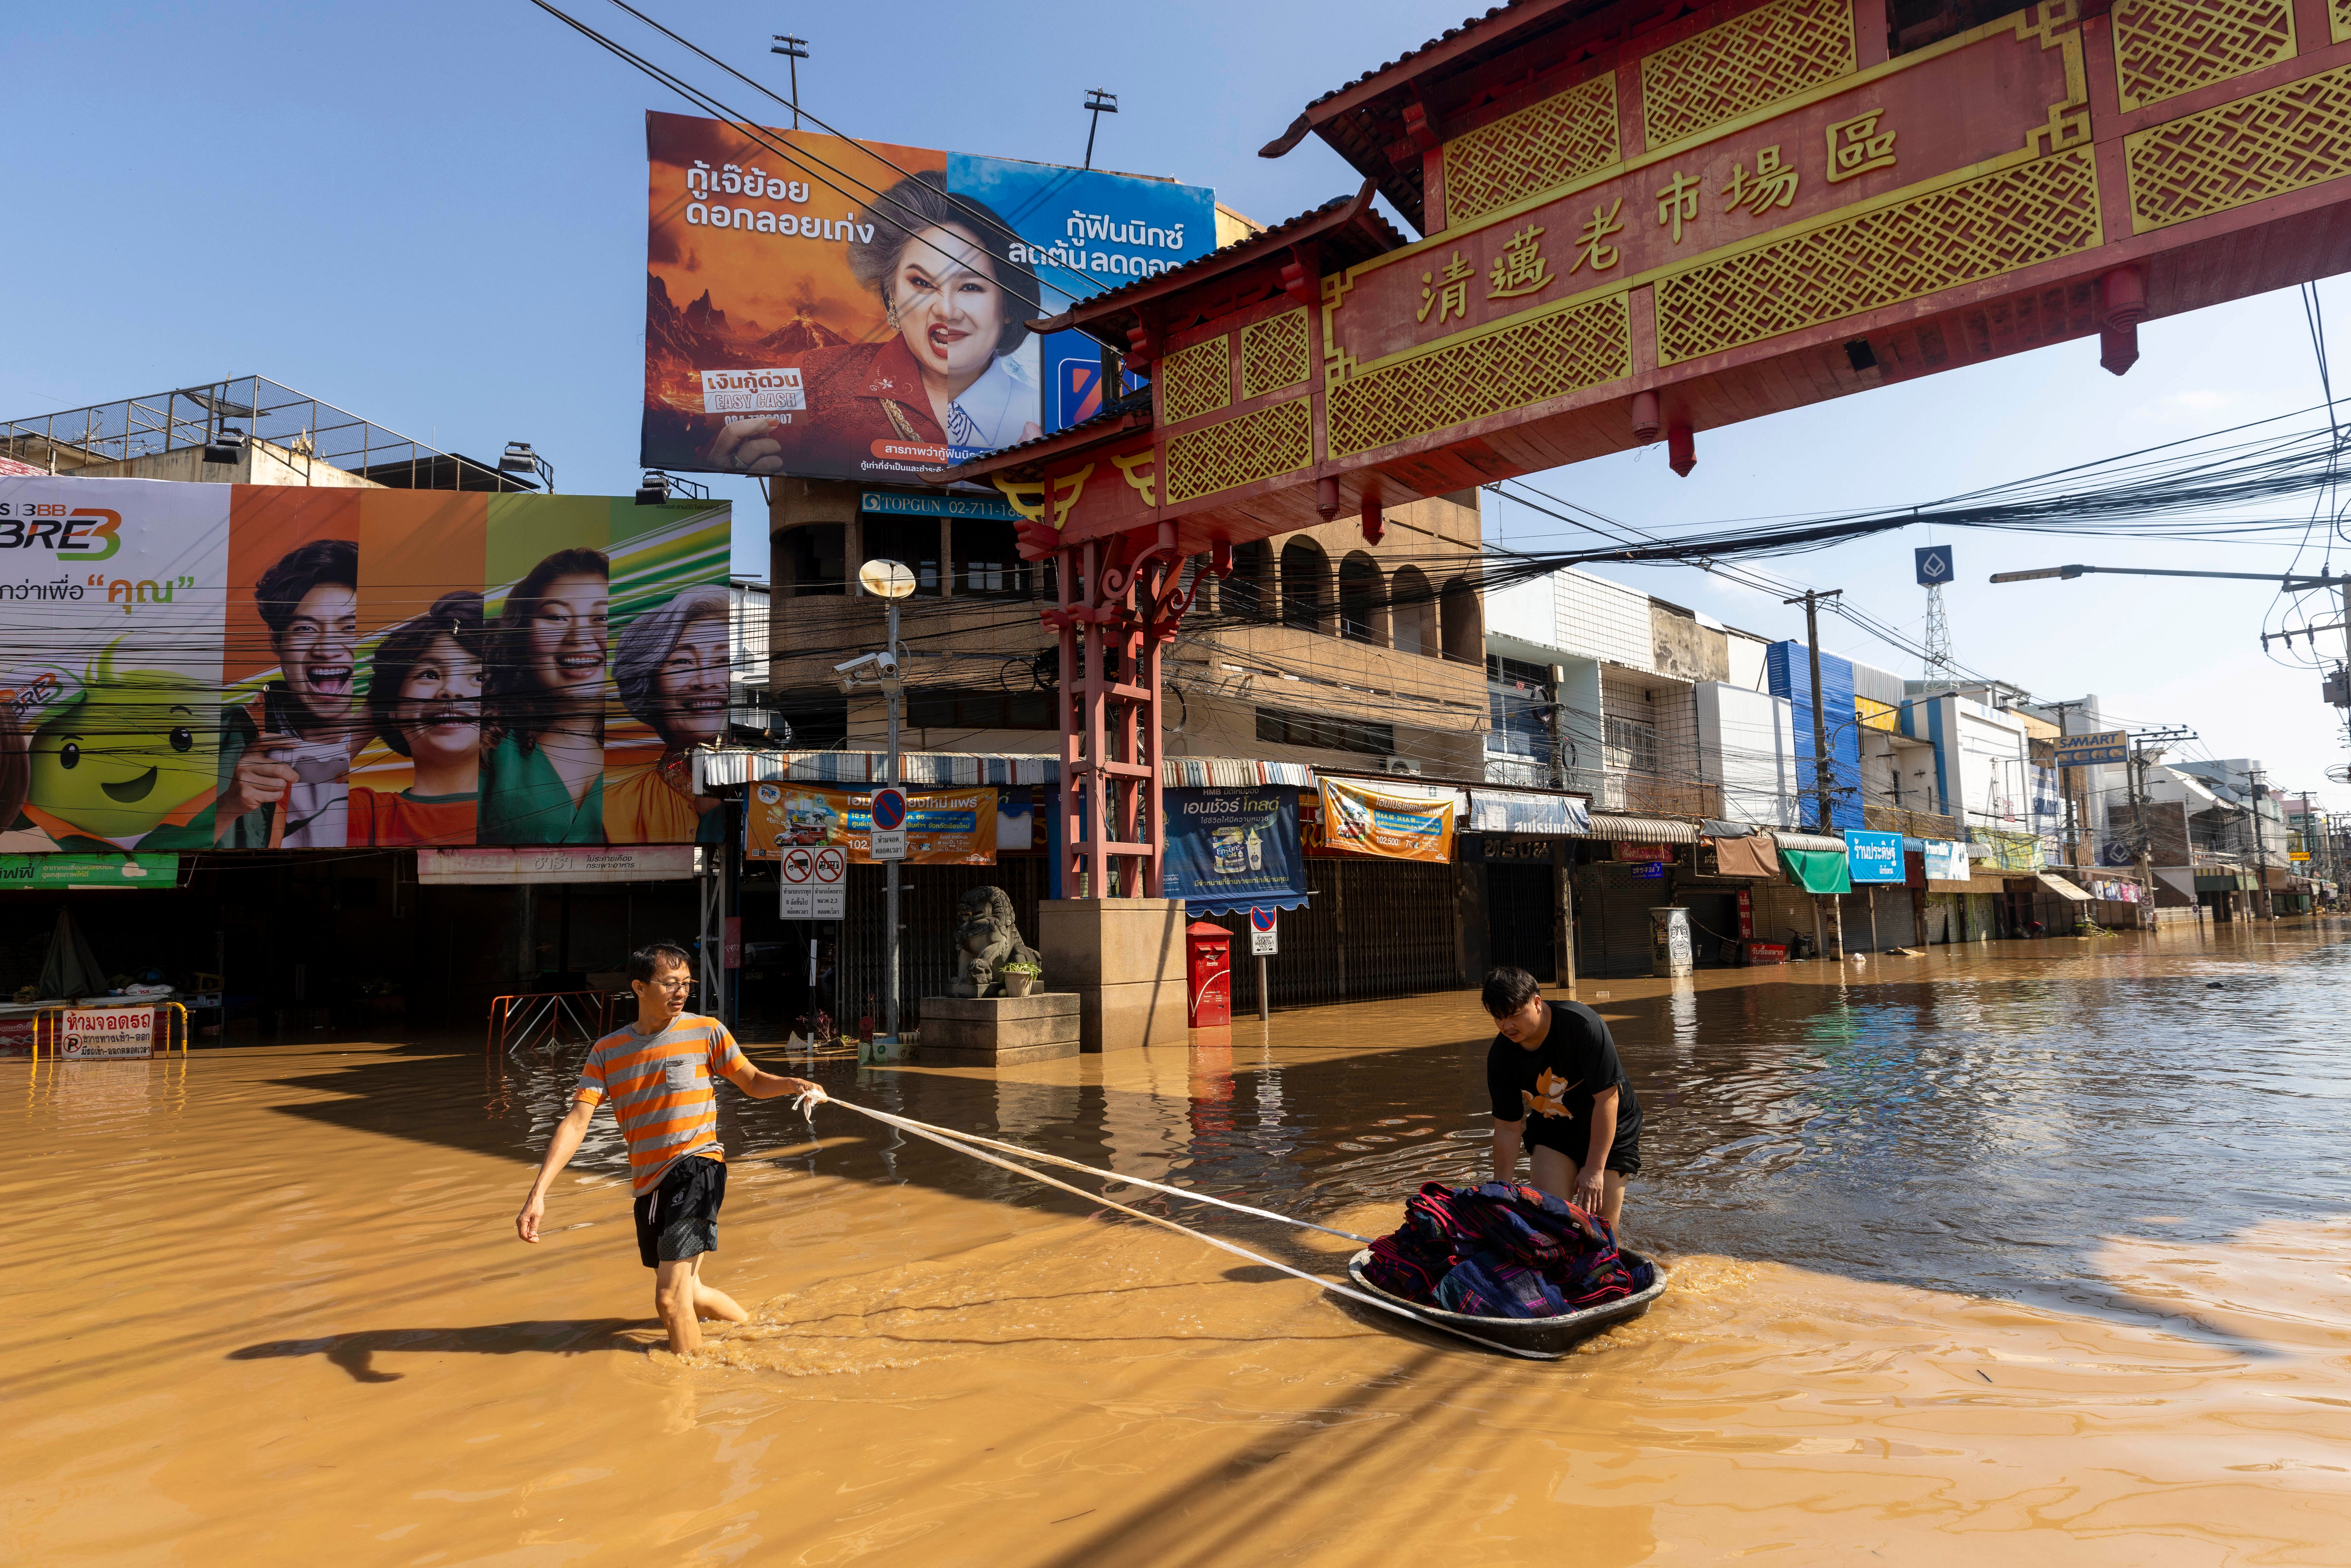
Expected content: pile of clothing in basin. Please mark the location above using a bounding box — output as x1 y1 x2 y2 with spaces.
1363 1181 1651 1319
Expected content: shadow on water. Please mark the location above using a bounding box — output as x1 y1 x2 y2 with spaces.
254 922 2351 1344
228 1318 647 1382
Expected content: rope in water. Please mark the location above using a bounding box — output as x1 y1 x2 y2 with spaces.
796 1094 1563 1362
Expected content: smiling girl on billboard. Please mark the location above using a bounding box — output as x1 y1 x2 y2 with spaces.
705 171 1042 476
351 591 488 847
479 549 609 845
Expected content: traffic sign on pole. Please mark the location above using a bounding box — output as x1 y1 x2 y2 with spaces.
1249 906 1279 956
781 843 849 919
870 786 909 861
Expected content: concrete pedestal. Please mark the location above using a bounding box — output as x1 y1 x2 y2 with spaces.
1036 897 1187 1052
918 993 1081 1066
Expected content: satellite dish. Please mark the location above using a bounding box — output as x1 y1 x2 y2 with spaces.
859 558 918 599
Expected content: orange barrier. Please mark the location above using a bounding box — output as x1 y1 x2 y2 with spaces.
487 990 623 1054
29 1001 188 1062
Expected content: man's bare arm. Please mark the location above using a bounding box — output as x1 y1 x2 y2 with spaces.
516 1097 598 1243
1578 1087 1619 1213
721 1058 828 1104
1491 1118 1525 1185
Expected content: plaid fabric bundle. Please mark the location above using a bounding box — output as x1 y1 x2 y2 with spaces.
1363 1180 1649 1319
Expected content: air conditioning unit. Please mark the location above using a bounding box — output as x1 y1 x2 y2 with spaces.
1377 756 1422 776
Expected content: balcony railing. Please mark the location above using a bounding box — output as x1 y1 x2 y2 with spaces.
1864 804 1960 839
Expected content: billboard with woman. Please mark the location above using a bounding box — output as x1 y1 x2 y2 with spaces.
0 477 731 853
642 112 1216 481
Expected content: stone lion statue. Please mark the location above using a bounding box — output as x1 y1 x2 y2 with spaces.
948 886 1040 998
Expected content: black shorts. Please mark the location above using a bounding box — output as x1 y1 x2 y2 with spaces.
633 1154 727 1269
1523 1120 1642 1177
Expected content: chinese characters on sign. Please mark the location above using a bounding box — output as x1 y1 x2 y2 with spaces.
1570 198 1624 274
1722 145 1799 215
1827 110 1898 181
1486 224 1553 300
1656 170 1702 243
1418 250 1476 323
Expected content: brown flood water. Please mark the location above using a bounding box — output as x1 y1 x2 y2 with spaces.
6 923 2350 1564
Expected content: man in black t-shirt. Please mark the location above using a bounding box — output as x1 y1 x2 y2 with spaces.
1483 965 1642 1226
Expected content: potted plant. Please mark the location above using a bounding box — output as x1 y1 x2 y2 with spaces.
998 960 1042 998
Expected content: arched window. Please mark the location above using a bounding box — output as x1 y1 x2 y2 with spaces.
1439 576 1481 664
1338 551 1388 646
1280 537 1331 633
1390 565 1435 656
1224 539 1272 621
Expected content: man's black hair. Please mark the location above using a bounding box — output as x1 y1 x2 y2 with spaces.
1481 965 1543 1017
254 538 359 638
626 942 693 985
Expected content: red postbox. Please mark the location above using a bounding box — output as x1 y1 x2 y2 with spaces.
1185 921 1232 1028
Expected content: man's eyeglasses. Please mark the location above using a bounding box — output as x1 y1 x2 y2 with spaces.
646 977 694 993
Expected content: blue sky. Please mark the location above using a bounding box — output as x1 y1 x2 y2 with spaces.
7 0 2347 807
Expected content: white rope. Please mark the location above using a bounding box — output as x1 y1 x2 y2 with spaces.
796 1094 1563 1362
806 1100 1373 1244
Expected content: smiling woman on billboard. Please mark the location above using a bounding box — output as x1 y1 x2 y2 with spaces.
704 171 1042 476
478 549 610 845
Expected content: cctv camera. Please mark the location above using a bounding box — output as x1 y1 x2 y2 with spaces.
833 652 882 676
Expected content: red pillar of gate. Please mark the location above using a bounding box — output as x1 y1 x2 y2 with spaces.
1052 528 1187 899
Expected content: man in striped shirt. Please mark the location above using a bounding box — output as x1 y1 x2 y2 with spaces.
515 941 826 1354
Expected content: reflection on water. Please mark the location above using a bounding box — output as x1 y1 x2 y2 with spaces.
6 922 2350 1564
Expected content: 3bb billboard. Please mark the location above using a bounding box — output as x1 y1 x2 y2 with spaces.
0 476 730 853
641 111 1217 483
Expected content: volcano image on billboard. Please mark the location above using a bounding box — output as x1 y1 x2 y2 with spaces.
641 111 1215 484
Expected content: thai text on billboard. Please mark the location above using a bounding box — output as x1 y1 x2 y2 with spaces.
641 112 1216 484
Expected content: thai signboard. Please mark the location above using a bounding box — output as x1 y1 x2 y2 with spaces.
641 112 1215 483
1162 787 1307 915
58 1005 158 1060
1844 829 1906 883
0 477 730 853
1317 778 1454 863
743 782 997 865
417 846 705 883
0 854 176 888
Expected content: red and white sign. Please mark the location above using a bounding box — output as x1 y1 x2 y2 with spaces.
780 843 847 920
60 1005 157 1060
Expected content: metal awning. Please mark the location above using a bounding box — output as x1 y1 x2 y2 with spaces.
1771 831 1848 853
695 750 1316 789
1580 813 1699 843
2035 870 2094 902
1470 790 1592 835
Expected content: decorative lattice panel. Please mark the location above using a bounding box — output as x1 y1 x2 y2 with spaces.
1641 0 1856 149
1240 310 1311 399
2111 0 2294 112
1164 396 1313 504
2125 61 2351 231
1158 334 1231 427
1655 148 2101 365
2335 0 2350 43
1327 295 1632 458
1445 75 1621 223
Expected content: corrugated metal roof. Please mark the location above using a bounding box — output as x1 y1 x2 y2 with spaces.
696 750 1317 789
1771 831 1848 854
1582 813 1699 843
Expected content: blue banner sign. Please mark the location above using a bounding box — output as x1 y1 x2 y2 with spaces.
2051 729 2128 767
1915 545 1954 586
1164 787 1307 916
1844 829 1907 884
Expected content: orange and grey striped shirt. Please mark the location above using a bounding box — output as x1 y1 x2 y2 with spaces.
573 1014 749 1196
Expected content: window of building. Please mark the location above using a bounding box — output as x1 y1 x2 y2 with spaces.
1486 655 1554 759
1604 713 1658 777
905 688 1056 732
952 518 1036 598
778 524 845 597
1254 705 1395 756
859 517 944 594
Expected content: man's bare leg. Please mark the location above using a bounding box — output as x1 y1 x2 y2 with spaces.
690 1254 748 1324
1527 1146 1627 1228
654 1258 701 1354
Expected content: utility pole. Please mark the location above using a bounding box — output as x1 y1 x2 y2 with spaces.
2245 764 2272 920
770 36 809 129
1783 588 1843 833
2043 697 2089 868
1081 88 1118 169
1784 587 1843 960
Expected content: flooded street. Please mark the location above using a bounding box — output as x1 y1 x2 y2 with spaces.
7 923 2350 1565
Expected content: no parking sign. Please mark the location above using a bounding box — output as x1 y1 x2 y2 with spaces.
1249 906 1278 956
870 787 908 861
